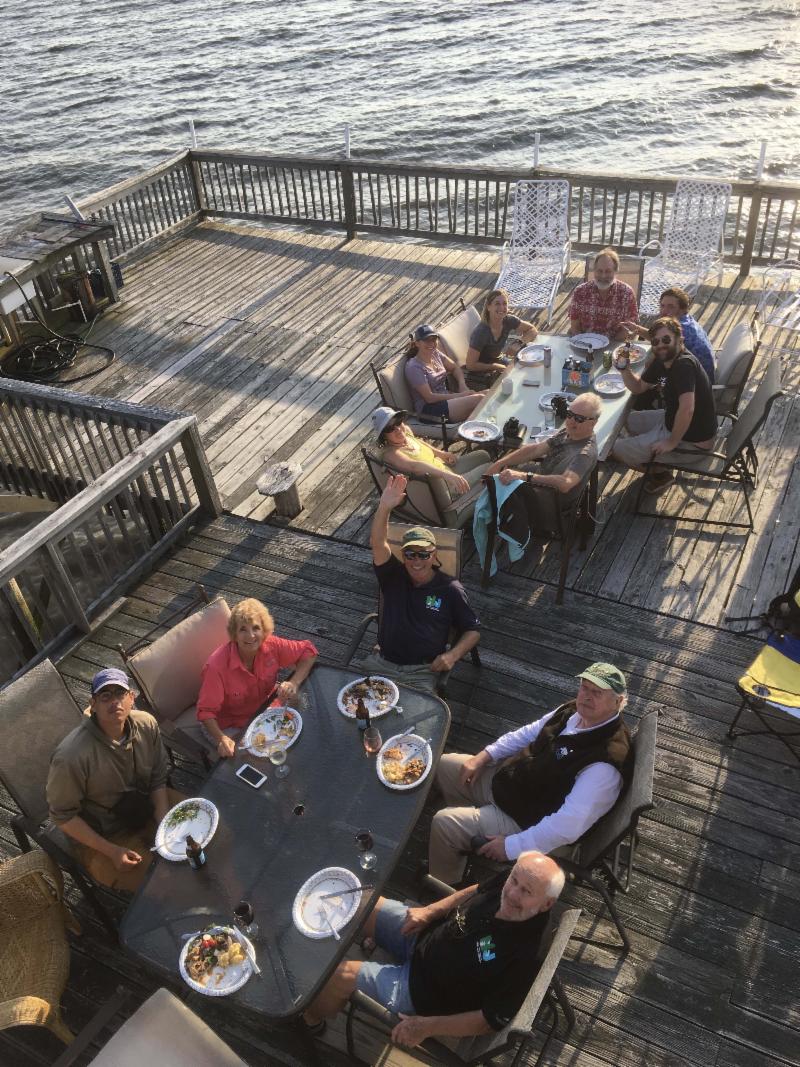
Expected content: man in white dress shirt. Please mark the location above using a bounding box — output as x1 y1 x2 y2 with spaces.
428 662 632 884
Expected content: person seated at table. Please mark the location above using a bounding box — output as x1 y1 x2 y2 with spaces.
484 392 601 504
427 662 631 884
620 286 716 384
465 288 538 377
196 598 318 759
46 668 182 893
404 324 485 422
362 475 481 692
569 248 638 343
302 850 564 1047
373 405 491 512
611 317 717 494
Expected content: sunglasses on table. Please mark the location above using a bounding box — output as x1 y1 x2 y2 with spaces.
565 410 597 423
403 548 434 560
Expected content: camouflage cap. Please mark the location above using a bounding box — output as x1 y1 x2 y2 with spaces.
576 662 626 694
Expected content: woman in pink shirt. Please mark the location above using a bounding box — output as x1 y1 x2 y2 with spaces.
197 598 318 759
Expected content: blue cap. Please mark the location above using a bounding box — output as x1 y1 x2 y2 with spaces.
91 668 132 695
412 324 438 342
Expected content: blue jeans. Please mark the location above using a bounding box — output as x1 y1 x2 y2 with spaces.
355 899 417 1015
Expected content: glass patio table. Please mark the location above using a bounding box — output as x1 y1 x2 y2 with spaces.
120 664 450 1021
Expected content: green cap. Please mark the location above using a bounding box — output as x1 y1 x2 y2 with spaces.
576 662 627 694
401 526 437 549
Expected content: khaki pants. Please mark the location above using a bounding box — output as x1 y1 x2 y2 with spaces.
359 652 440 693
77 787 185 894
429 754 520 884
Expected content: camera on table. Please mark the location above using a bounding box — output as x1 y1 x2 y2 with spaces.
550 395 569 420
502 416 521 438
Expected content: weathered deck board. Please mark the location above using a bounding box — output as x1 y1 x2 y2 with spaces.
2 517 797 1066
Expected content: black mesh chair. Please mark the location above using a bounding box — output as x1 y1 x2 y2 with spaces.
0 659 119 937
346 874 580 1067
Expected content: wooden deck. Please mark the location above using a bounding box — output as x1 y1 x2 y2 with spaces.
39 216 799 630
1 517 798 1067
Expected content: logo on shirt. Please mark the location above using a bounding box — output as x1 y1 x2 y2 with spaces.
475 935 496 963
425 595 443 612
555 745 572 760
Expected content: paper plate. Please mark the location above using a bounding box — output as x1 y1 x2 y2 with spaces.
293 867 362 939
516 345 546 364
594 372 627 397
241 706 302 756
179 925 254 996
457 420 503 443
155 797 219 862
538 391 572 413
337 676 399 719
614 343 648 365
377 733 433 792
571 333 609 351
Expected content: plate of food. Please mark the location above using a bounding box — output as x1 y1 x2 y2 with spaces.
570 333 609 351
293 867 363 939
155 797 219 862
594 372 627 397
241 706 302 756
457 420 502 443
516 344 546 364
538 391 572 413
614 342 648 365
337 676 399 719
377 733 433 791
179 925 254 996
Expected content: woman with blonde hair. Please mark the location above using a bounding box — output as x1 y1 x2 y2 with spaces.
197 598 318 759
466 288 538 376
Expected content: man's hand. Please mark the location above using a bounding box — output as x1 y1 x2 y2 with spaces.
459 751 489 787
275 679 298 704
400 905 435 935
478 835 508 862
499 468 524 486
430 650 457 673
392 1014 433 1048
217 735 236 759
380 474 408 510
110 845 142 871
446 473 470 494
651 439 677 457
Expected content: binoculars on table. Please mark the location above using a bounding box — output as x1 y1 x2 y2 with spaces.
550 395 570 420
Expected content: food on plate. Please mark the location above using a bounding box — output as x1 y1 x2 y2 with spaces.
251 731 269 752
472 429 488 439
382 746 404 760
250 710 297 751
185 929 247 986
164 801 199 830
342 678 395 713
382 754 426 785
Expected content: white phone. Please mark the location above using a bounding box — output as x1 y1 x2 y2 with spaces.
236 763 268 789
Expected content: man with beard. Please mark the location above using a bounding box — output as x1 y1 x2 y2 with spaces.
569 247 639 342
611 316 717 493
621 286 716 383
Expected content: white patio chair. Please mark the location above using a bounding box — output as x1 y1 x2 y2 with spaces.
638 178 732 317
497 180 571 322
756 259 800 359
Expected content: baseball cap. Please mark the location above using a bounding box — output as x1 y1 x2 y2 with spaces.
372 406 407 438
401 526 437 550
91 668 133 695
412 324 438 342
576 662 627 694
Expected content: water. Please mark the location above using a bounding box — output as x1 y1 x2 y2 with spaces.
2 0 799 233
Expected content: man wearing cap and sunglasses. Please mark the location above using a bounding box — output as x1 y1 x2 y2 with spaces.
363 475 481 691
428 662 631 884
46 668 180 893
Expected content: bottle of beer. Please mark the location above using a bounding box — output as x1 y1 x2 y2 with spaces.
356 696 370 731
186 834 206 870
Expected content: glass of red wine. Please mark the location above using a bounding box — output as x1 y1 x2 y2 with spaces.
355 829 377 870
233 899 259 938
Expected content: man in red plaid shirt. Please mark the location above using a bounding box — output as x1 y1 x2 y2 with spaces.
569 248 638 342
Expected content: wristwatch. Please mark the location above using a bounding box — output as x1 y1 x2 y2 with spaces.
526 472 533 485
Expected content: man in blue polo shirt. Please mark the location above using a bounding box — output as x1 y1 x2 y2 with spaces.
360 474 480 691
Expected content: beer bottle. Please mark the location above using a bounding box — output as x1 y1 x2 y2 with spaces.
356 696 370 732
186 834 206 870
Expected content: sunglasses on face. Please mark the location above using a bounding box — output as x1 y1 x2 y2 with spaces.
403 548 433 560
565 410 597 423
651 336 674 347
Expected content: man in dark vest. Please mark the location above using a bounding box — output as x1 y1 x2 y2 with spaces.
428 662 631 884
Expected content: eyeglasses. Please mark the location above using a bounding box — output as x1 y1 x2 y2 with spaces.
651 336 674 347
403 548 433 560
565 410 597 424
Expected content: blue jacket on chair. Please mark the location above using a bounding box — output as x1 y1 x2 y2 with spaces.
473 476 531 577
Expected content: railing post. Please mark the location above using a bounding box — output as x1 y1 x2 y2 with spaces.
341 163 357 241
182 421 222 517
187 150 207 215
739 180 762 278
45 544 92 633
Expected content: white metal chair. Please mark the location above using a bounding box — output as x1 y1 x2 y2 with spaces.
756 259 800 359
638 179 732 317
497 180 571 321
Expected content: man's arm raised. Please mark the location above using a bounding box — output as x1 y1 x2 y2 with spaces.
370 474 408 566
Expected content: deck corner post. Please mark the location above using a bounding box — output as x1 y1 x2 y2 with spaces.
187 150 207 216
739 180 762 279
341 163 357 241
182 420 223 518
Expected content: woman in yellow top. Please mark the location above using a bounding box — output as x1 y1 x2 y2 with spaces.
372 407 491 520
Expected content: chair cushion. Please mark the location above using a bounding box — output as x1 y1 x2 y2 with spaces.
437 305 480 366
377 357 415 412
128 598 231 722
89 987 247 1066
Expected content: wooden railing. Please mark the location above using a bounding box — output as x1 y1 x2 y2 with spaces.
72 148 800 275
0 381 220 684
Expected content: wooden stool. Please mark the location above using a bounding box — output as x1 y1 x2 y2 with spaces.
256 461 303 519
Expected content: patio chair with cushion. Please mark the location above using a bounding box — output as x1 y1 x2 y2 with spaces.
343 520 481 697
346 874 580 1067
713 320 760 419
729 622 800 765
121 593 232 769
638 178 732 317
558 709 658 952
583 253 645 309
361 448 486 531
371 356 453 446
0 658 118 937
436 301 489 391
634 356 783 531
0 851 74 1046
497 180 571 321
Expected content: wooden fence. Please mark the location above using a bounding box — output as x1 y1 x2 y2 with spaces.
0 381 220 684
72 149 800 277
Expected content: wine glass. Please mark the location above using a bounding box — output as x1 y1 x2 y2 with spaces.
269 741 290 778
233 899 259 938
355 829 377 870
363 726 382 755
